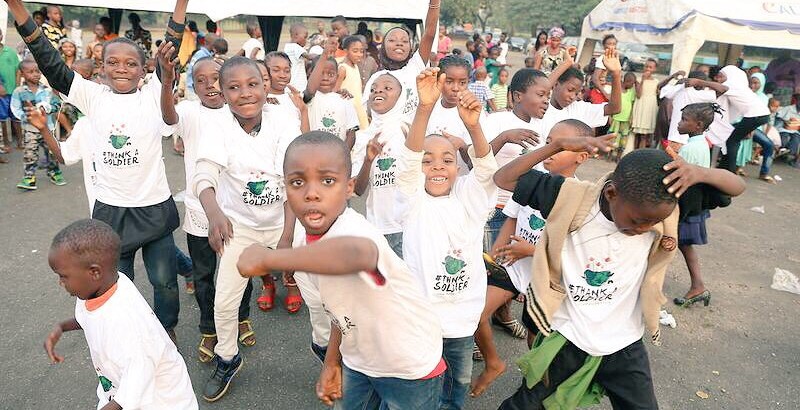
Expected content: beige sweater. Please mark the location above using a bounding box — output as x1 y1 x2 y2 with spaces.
524 172 679 347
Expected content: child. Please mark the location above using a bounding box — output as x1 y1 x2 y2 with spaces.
44 219 198 409
84 23 105 59
495 148 745 409
468 67 497 112
306 44 359 151
632 59 659 149
397 68 498 409
485 46 509 86
69 19 83 56
0 27 21 157
264 51 310 135
237 131 445 409
661 71 718 145
284 23 310 91
543 50 622 138
336 35 369 131
672 102 723 308
239 22 264 60
474 45 488 70
11 59 65 189
471 120 614 397
8 0 189 336
491 68 510 111
353 72 409 256
610 72 637 159
362 0 440 117
524 56 535 69
192 57 296 401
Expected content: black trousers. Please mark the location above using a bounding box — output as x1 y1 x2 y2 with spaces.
499 339 658 410
186 233 253 334
719 115 770 173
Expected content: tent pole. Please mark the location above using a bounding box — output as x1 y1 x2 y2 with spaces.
258 16 285 53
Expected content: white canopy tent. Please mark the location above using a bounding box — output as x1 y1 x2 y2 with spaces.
577 0 800 74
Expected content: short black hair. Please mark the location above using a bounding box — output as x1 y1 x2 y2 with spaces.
265 51 291 67
191 56 221 81
51 219 120 268
682 102 723 131
612 149 677 205
558 67 585 84
246 22 260 37
311 54 338 71
687 70 708 81
509 68 548 103
19 58 37 71
438 54 471 76
553 118 593 137
601 34 617 46
285 131 352 176
623 72 637 81
206 19 218 33
211 37 229 55
331 15 347 25
219 56 261 84
342 35 365 50
102 37 146 65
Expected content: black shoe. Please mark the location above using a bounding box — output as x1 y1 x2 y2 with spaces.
202 353 243 402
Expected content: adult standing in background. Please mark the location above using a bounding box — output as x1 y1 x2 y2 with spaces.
124 13 153 58
437 24 452 61
497 32 509 65
529 30 548 58
84 23 106 59
534 27 568 76
41 5 67 48
99 17 118 41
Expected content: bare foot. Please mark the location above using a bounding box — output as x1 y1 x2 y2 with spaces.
470 360 507 397
684 287 706 299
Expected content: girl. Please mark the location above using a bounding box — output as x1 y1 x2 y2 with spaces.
474 44 488 70
631 59 659 149
437 24 452 61
534 27 568 76
610 72 637 159
353 72 409 257
593 34 617 71
735 73 773 178
397 67 498 410
336 35 369 131
192 57 296 402
531 30 548 56
7 0 189 337
362 0 440 117
490 68 510 111
58 38 77 67
672 102 723 308
41 5 67 48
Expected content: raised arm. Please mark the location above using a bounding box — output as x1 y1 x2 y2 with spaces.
662 150 746 198
657 70 684 94
602 49 622 116
406 68 442 152
156 0 188 84
354 135 384 196
157 42 180 125
458 91 490 158
418 0 441 65
237 237 379 278
305 38 337 97
684 78 728 97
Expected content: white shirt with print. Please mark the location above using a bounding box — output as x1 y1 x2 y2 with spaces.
363 51 427 117
542 100 608 140
425 100 488 175
59 117 97 215
308 91 359 141
284 42 308 91
363 129 408 235
65 74 173 207
265 91 302 134
75 274 197 410
305 208 443 379
397 144 498 338
551 202 656 356
501 199 546 293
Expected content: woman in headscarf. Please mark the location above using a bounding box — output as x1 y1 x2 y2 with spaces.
747 72 779 182
533 27 568 76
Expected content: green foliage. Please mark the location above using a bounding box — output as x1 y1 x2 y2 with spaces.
443 0 602 37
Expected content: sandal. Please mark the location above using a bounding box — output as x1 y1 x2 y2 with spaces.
257 280 276 311
759 174 777 184
283 273 304 314
238 319 256 347
198 334 217 363
491 316 528 339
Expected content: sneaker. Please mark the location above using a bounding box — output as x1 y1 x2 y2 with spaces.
49 170 66 186
203 353 243 402
17 176 37 190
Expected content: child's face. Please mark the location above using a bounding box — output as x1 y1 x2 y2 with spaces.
595 69 608 86
21 63 42 85
145 58 156 73
498 70 509 84
384 28 411 62
74 62 93 80
490 48 500 59
422 136 459 197
749 76 761 92
623 74 636 89
266 56 291 93
515 77 552 119
603 38 617 51
318 60 338 92
543 125 588 176
605 187 676 236
257 63 271 92
48 246 99 300
61 42 76 57
368 75 402 114
93 44 104 61
93 23 105 37
284 144 354 235
769 100 780 113
475 69 487 81
222 64 266 120
102 42 145 93
553 77 582 109
479 47 488 58
294 28 308 47
677 112 703 135
346 41 365 64
439 25 447 36
194 59 224 109
524 58 535 68
442 66 469 107
331 21 348 40
644 61 657 75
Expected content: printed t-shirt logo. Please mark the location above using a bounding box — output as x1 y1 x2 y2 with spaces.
376 157 396 171
103 124 139 167
98 374 113 392
322 117 336 128
372 147 397 188
247 180 267 195
443 255 467 275
528 213 545 230
242 171 281 206
434 249 469 293
568 257 618 303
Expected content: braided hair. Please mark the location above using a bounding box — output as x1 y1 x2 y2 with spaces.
681 102 724 131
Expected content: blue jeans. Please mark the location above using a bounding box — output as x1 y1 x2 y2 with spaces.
384 232 403 258
483 207 508 253
752 129 774 176
342 365 443 410
175 245 193 280
118 233 180 329
440 336 474 410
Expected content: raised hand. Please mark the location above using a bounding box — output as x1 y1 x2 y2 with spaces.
286 85 307 111
23 105 48 131
602 49 622 74
156 40 179 84
662 152 703 198
456 90 482 128
441 131 467 151
556 133 615 154
416 67 442 107
365 134 385 162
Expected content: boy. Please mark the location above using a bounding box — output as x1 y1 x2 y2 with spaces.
239 22 264 60
284 23 310 91
471 120 614 397
44 219 198 410
330 15 350 58
305 43 359 150
237 131 445 409
468 67 496 112
524 56 535 69
11 59 65 189
0 27 21 158
494 147 745 409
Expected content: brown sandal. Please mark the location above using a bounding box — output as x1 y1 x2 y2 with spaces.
238 319 256 347
198 334 217 363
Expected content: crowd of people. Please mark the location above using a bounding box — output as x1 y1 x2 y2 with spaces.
1 0 797 408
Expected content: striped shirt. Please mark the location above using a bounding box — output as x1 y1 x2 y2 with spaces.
491 83 509 110
468 81 494 111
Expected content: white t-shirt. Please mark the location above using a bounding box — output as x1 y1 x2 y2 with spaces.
284 42 308 91
397 145 498 338
363 51 428 117
175 101 230 237
265 91 302 133
59 117 97 215
551 202 656 356
720 86 770 120
242 37 265 60
660 84 717 144
75 274 197 410
66 74 173 207
482 111 546 206
542 100 608 139
501 199 546 293
425 100 487 175
497 42 509 65
308 91 359 141
363 130 407 235
307 208 443 379
197 113 294 231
